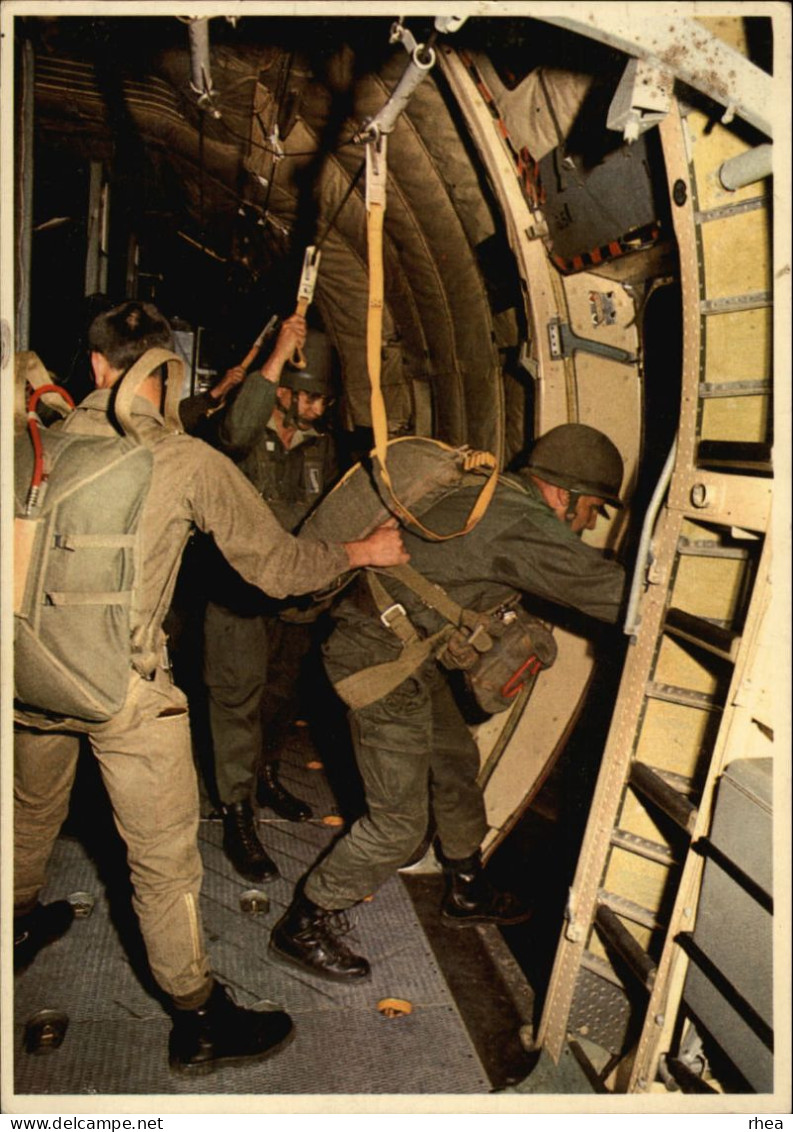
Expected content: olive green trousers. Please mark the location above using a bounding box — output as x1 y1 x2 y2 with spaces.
305 662 487 911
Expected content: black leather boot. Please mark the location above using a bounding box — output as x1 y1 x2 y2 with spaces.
14 900 75 973
169 980 294 1075
269 892 371 982
222 799 279 882
440 851 533 927
256 761 313 822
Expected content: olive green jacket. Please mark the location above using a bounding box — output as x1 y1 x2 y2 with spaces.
324 475 625 682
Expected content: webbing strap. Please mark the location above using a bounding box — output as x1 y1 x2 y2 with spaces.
45 590 132 606
334 564 490 710
113 348 185 441
54 533 136 551
366 573 419 646
333 626 454 711
365 144 499 542
381 563 476 630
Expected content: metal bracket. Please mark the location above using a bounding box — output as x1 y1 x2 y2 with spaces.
565 887 584 942
366 137 388 211
296 246 322 306
547 317 638 366
606 57 674 143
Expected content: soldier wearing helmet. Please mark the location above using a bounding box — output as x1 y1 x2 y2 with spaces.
524 422 624 531
269 421 628 984
200 316 339 884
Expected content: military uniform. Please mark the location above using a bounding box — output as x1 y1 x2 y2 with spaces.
14 388 349 1004
305 474 625 911
203 373 337 806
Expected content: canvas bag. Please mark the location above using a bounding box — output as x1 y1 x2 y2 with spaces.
298 435 497 601
14 348 184 730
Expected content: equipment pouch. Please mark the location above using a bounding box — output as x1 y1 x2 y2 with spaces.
464 608 557 715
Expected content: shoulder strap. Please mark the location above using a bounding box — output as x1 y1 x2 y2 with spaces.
113 348 185 442
379 563 476 630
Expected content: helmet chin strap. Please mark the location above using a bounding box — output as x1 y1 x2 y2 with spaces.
564 490 581 526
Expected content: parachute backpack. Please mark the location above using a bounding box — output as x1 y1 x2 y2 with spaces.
13 347 185 730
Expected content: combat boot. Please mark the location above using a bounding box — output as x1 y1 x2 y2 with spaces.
221 799 279 882
256 761 313 822
269 891 371 982
14 900 75 973
440 851 533 927
169 980 294 1074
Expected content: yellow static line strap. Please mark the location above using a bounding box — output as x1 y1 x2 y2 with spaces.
365 180 498 541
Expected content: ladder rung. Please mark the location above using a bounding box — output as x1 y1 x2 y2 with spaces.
664 607 740 661
629 762 699 834
645 681 720 711
653 767 695 795
696 439 773 473
698 378 771 399
580 950 628 990
597 889 661 931
700 291 772 315
594 904 657 992
610 828 678 866
677 537 751 560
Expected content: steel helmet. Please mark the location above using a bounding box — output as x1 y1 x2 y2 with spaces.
525 423 624 508
279 328 332 398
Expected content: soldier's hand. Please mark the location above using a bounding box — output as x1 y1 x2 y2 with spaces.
344 519 410 569
211 366 247 399
272 314 307 362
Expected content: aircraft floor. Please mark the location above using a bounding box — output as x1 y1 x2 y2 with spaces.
11 731 495 1100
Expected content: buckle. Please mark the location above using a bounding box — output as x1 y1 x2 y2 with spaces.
380 602 407 630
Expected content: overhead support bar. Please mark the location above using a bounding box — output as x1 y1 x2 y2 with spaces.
355 16 467 143
540 13 774 139
188 16 221 118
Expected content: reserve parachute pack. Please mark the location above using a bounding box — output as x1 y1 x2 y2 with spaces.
13 348 185 730
298 435 498 596
299 436 556 714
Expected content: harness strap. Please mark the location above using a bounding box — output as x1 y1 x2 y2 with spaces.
113 348 185 442
366 572 419 646
333 564 495 711
333 626 454 711
364 141 499 541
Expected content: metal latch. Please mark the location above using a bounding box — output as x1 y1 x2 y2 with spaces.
547 316 638 366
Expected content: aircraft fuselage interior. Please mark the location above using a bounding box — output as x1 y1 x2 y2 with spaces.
3 3 787 1109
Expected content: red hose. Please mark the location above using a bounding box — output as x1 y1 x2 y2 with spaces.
25 383 75 506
